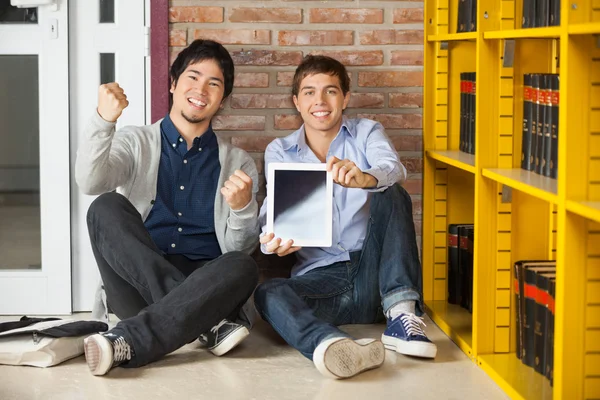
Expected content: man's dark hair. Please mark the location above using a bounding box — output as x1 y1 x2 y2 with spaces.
170 39 235 98
292 55 350 97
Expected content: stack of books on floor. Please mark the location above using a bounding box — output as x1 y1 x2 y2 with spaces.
447 224 474 313
520 74 560 179
514 260 556 386
456 0 477 32
522 0 561 28
460 73 476 155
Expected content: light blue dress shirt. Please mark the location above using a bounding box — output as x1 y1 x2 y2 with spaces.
259 117 407 276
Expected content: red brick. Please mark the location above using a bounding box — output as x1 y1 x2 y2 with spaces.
347 93 384 108
391 50 424 66
393 8 424 23
403 158 423 174
310 8 383 24
391 135 423 151
277 72 295 87
213 116 266 131
231 94 294 109
278 31 353 46
359 30 423 45
169 7 223 23
411 196 422 214
402 178 423 195
229 8 302 23
274 115 303 130
231 50 303 66
389 93 423 108
358 114 422 129
231 136 275 152
358 71 423 87
193 29 270 45
234 73 269 88
309 50 383 66
169 29 187 47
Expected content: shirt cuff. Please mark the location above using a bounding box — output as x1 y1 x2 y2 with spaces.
363 168 389 192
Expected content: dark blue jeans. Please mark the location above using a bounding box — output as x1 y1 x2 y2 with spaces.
254 184 423 359
87 192 259 368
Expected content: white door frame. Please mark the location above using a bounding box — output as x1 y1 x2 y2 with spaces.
0 0 71 314
69 0 149 311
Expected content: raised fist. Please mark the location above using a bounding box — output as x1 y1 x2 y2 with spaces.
97 83 129 123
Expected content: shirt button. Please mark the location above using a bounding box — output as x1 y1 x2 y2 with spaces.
172 143 176 148
178 212 182 217
180 185 185 190
178 227 182 232
199 147 203 152
179 137 184 142
183 159 188 164
171 243 176 248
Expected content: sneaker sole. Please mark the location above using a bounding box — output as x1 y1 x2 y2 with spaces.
209 325 250 357
313 338 385 379
84 334 114 376
381 334 437 359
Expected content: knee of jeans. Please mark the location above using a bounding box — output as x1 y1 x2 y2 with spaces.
87 192 124 227
372 183 411 213
253 278 288 312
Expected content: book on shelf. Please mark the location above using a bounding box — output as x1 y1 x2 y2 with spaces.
514 259 556 384
521 73 559 179
456 0 477 32
523 0 560 27
459 73 476 155
447 224 474 312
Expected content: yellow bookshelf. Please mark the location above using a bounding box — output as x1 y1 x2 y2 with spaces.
423 0 600 398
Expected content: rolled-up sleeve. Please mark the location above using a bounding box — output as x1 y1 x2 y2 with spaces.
362 123 407 191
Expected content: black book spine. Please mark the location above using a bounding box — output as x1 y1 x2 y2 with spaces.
464 0 473 32
546 279 556 385
535 75 547 175
460 74 466 152
523 268 538 367
550 75 560 179
531 74 541 173
458 226 470 307
534 274 551 374
522 74 534 170
514 261 524 359
465 75 472 154
543 76 553 177
467 228 474 313
448 225 460 304
471 0 477 31
537 0 550 27
457 0 466 32
551 0 561 26
470 73 476 155
523 0 532 27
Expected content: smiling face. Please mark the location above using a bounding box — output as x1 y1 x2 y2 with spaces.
169 58 225 126
293 73 350 139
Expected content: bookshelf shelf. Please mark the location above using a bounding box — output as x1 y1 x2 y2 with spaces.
565 200 600 224
568 23 600 35
427 32 479 42
426 150 476 173
481 168 558 204
483 27 562 39
424 0 600 397
478 354 553 400
425 300 473 356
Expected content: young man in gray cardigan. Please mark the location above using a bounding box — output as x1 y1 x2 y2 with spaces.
76 39 260 376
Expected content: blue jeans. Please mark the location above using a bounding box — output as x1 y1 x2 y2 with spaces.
254 184 423 359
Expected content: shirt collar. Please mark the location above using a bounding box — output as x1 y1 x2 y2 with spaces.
161 114 216 149
281 116 354 154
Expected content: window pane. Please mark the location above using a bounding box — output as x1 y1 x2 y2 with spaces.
0 55 41 270
100 53 115 84
99 0 114 23
0 0 37 24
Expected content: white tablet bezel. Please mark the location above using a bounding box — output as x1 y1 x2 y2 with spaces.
266 162 333 247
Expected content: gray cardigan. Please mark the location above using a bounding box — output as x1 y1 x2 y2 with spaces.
76 112 260 324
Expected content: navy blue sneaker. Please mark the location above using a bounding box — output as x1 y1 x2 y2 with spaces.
381 313 437 358
198 319 249 356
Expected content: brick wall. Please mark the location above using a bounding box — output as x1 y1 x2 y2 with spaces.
168 0 424 262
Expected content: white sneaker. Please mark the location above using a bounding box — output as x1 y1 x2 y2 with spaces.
313 337 385 379
84 332 132 376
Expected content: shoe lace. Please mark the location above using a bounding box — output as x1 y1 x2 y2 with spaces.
210 319 229 334
112 336 132 363
400 314 427 337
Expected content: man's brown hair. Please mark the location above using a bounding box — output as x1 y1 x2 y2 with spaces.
292 55 350 97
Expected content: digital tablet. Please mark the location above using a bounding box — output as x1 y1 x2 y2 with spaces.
266 162 333 247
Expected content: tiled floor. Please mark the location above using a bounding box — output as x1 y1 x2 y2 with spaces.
0 313 508 400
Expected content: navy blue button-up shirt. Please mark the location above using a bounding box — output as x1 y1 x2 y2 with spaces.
144 115 222 260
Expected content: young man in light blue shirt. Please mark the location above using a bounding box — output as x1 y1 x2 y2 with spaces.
254 55 436 379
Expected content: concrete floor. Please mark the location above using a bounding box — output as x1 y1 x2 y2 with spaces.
0 313 508 400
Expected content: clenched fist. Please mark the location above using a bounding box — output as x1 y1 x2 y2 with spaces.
97 83 129 123
221 170 253 211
